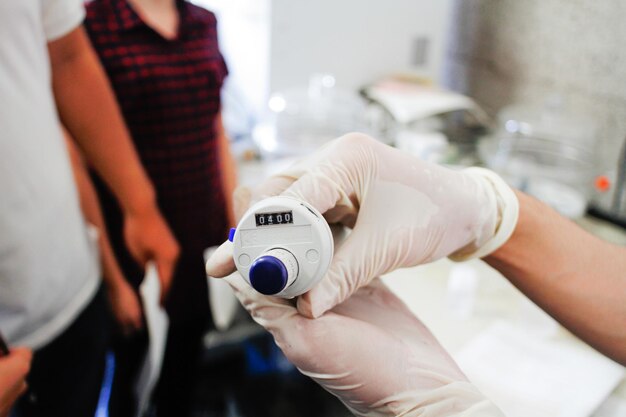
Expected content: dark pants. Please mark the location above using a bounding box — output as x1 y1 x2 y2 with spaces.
109 253 212 417
91 169 225 417
108 325 148 417
16 286 109 417
152 316 207 417
108 319 208 417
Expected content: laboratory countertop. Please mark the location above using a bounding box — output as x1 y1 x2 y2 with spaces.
382 258 626 417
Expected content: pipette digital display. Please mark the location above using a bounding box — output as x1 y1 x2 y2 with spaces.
255 211 293 226
229 196 333 298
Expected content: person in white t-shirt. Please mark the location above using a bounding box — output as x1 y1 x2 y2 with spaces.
0 1 179 415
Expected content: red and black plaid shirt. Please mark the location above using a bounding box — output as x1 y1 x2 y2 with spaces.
85 0 228 258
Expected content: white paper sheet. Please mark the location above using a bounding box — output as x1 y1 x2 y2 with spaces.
364 81 488 125
455 321 625 417
135 262 169 417
592 395 626 417
204 246 239 331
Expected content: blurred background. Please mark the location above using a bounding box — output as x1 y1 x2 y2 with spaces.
196 0 626 223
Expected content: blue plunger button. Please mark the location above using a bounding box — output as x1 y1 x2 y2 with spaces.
249 256 288 295
228 227 236 242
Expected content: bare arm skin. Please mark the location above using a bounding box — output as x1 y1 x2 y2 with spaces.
49 26 155 215
48 26 179 302
215 112 237 229
485 191 626 365
0 348 31 417
64 132 143 334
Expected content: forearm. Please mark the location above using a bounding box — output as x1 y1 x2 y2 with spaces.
50 26 155 215
216 113 237 227
485 191 626 364
64 130 127 290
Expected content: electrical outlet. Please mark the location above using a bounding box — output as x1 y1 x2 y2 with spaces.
412 36 430 67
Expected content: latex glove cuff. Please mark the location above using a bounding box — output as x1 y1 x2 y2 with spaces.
449 167 519 261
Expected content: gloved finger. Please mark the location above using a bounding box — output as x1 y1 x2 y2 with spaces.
221 273 367 378
266 146 342 198
329 282 472 396
281 169 357 222
232 175 297 223
205 241 236 278
297 226 375 318
248 174 297 205
223 272 300 340
232 186 252 221
331 280 441 346
223 272 293 311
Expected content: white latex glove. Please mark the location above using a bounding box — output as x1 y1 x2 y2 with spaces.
209 268 503 417
208 133 517 318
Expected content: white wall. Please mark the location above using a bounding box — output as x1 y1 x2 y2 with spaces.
193 0 453 129
444 0 626 168
269 0 453 93
192 0 271 116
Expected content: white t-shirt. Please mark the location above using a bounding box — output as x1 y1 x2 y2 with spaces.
0 0 100 349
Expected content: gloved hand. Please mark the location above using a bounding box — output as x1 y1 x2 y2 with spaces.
213 269 503 417
207 133 518 318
